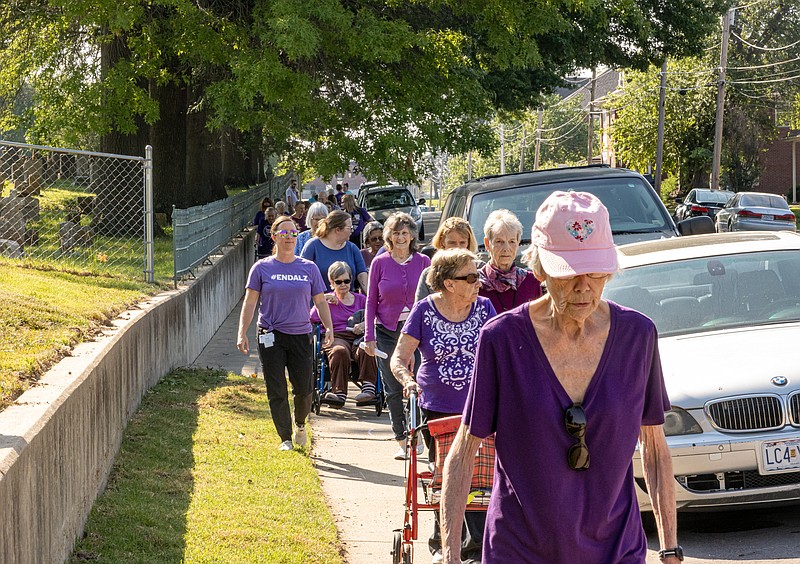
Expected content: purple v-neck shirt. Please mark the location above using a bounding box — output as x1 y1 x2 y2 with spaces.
463 302 670 563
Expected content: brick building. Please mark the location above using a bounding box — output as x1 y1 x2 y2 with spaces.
757 127 800 202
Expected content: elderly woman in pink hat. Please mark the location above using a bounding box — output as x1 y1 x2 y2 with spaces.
440 191 681 564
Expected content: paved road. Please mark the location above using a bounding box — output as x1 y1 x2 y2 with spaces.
193 301 800 564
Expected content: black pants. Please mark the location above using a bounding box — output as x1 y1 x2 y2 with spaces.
422 407 485 560
257 328 313 443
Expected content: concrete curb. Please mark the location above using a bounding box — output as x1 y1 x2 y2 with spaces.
0 230 254 563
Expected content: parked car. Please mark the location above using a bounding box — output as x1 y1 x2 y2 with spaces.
604 231 800 511
674 188 735 222
715 192 797 233
357 183 425 240
438 165 712 260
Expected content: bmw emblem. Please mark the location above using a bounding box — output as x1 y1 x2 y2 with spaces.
771 376 788 386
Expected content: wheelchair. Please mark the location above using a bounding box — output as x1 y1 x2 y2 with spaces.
311 323 385 416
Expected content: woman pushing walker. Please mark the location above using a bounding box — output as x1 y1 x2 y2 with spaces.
237 216 334 451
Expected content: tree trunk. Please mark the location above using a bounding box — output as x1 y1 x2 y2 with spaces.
149 78 188 216
184 84 226 207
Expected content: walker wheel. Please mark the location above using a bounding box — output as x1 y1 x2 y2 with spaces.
391 530 402 564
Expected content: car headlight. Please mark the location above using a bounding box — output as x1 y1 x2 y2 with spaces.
663 407 702 436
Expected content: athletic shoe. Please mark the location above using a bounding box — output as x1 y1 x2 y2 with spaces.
431 551 444 564
293 425 307 447
416 441 424 455
278 440 293 451
393 447 407 460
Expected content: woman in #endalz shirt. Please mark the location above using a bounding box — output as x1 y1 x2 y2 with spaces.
237 217 334 452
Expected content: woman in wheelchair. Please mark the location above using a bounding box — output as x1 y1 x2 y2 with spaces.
311 261 378 406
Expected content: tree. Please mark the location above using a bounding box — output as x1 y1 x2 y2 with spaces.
0 0 729 212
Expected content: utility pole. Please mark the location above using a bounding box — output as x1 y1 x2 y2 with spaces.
500 123 505 174
711 8 734 190
519 127 526 172
467 150 473 181
655 58 668 194
534 109 543 170
587 68 597 164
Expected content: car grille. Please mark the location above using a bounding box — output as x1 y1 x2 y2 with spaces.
705 396 784 432
637 471 800 494
679 471 800 492
790 393 800 426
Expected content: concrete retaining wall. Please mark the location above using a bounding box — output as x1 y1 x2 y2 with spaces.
0 231 255 563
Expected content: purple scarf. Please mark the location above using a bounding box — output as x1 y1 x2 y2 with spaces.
480 262 528 293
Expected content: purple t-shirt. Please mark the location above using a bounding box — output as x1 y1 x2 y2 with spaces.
310 292 366 333
246 256 325 334
402 296 496 413
463 302 670 563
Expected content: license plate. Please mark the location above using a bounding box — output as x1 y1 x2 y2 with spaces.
762 214 774 221
761 439 800 473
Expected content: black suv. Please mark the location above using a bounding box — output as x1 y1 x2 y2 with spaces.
440 165 710 255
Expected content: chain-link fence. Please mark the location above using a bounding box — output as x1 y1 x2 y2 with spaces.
0 140 154 281
172 175 293 285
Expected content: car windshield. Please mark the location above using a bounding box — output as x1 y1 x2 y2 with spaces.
365 189 415 210
603 250 800 336
468 177 669 247
740 194 789 209
696 191 732 204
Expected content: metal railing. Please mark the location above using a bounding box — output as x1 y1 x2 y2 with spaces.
172 175 292 285
0 140 154 281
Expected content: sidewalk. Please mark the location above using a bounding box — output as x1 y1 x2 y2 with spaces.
193 299 436 564
192 300 666 564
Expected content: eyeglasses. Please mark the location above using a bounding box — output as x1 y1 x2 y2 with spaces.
341 225 354 231
333 278 351 286
564 403 590 471
276 229 299 238
368 236 383 243
451 273 480 284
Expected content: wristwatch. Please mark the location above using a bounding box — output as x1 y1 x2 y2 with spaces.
658 546 684 561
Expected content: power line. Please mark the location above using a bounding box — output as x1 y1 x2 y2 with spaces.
539 120 585 143
729 72 800 84
728 54 800 71
731 30 800 52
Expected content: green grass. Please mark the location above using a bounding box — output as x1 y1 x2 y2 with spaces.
0 264 168 410
70 368 342 564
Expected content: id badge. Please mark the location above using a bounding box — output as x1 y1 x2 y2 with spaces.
258 332 275 348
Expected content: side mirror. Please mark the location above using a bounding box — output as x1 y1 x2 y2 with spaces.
677 216 715 236
417 198 426 205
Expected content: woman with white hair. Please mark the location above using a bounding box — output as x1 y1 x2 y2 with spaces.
295 202 329 255
478 209 541 313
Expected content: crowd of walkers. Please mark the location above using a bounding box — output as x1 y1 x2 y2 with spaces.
236 179 679 564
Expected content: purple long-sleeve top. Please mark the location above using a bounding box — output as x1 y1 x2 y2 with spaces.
365 251 431 341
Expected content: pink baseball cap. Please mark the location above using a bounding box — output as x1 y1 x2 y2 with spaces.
531 191 618 278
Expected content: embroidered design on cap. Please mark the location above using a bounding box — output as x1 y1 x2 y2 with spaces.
566 219 594 243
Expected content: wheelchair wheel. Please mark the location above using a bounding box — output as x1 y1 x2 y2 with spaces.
312 388 321 415
375 390 385 416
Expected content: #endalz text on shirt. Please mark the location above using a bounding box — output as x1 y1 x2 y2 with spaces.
270 274 309 281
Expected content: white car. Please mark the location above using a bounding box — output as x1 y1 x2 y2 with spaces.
604 231 800 511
